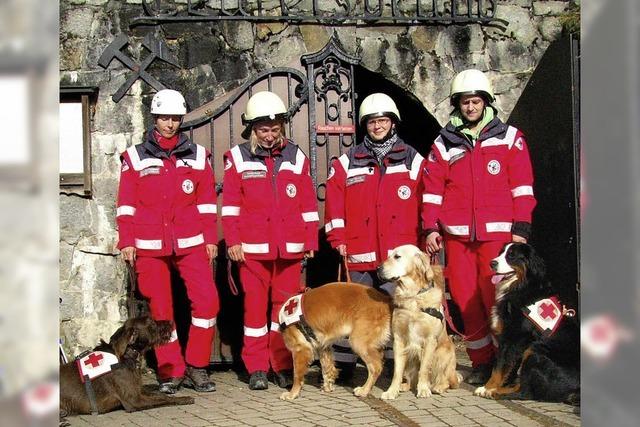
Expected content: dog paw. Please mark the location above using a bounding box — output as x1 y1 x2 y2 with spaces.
431 385 447 395
474 386 494 398
381 389 399 400
416 385 432 398
399 382 411 392
279 391 298 401
353 386 369 397
321 381 335 393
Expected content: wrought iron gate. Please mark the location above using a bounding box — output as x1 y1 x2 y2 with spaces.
181 34 359 224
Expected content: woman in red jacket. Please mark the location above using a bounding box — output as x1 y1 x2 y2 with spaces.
116 89 219 394
324 93 430 377
221 91 319 390
423 69 537 385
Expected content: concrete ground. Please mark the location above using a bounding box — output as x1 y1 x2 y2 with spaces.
65 344 580 427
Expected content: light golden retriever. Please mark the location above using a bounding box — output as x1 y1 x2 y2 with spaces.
277 282 392 400
377 244 461 399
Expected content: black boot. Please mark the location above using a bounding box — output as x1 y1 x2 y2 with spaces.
465 363 493 385
249 371 269 390
336 362 356 384
158 377 182 394
272 369 293 389
183 365 216 392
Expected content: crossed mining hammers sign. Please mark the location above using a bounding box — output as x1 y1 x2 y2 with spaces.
98 33 179 103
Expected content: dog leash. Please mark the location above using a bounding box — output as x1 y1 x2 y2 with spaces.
226 259 240 296
298 258 308 293
429 254 488 341
126 263 139 318
337 255 352 283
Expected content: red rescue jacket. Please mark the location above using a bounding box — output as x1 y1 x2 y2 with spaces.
324 139 429 271
423 117 536 241
221 140 319 261
116 130 217 257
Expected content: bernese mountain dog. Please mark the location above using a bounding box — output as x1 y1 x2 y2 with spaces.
473 242 580 405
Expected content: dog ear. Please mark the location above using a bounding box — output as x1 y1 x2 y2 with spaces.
525 245 546 284
110 323 136 359
415 250 434 285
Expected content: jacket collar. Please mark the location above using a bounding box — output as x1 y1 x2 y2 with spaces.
252 139 287 158
143 127 192 159
352 137 408 165
440 116 508 149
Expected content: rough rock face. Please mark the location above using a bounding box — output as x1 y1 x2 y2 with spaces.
59 0 573 353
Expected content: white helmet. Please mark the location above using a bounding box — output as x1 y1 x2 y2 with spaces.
150 89 187 115
358 93 401 126
242 91 288 124
450 69 495 105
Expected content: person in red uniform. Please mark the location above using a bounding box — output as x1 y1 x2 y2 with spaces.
221 91 319 390
324 93 430 377
116 89 219 394
423 69 537 384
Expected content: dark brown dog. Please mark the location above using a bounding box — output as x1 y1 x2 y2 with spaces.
60 316 194 415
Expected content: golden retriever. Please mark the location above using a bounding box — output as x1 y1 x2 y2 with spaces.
377 244 461 399
277 282 392 400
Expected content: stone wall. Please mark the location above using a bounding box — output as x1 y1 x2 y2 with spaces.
59 0 574 355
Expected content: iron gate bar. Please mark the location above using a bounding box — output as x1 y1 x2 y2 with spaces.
132 0 507 27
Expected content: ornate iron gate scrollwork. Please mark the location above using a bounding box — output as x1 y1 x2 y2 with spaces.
301 35 359 203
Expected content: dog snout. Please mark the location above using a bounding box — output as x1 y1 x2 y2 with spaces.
490 260 498 271
376 264 386 281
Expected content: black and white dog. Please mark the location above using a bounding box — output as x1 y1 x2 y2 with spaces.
474 243 580 404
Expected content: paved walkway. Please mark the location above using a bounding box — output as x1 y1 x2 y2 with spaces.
66 345 580 427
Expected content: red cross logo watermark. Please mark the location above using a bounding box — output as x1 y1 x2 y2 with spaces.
84 353 104 368
538 302 558 320
284 299 299 316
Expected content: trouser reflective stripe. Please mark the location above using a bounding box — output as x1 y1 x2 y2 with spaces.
136 249 219 376
445 238 505 366
240 258 300 373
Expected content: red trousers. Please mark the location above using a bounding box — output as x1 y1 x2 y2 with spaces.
136 249 219 379
240 258 301 374
445 238 506 367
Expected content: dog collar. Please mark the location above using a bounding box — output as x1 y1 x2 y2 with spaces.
421 307 444 321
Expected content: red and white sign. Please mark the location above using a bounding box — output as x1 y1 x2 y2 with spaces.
316 124 356 134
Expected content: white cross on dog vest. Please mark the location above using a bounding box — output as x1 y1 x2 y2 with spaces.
76 351 119 382
522 296 564 336
279 294 304 326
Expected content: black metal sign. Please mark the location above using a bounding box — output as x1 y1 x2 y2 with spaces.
131 0 506 27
